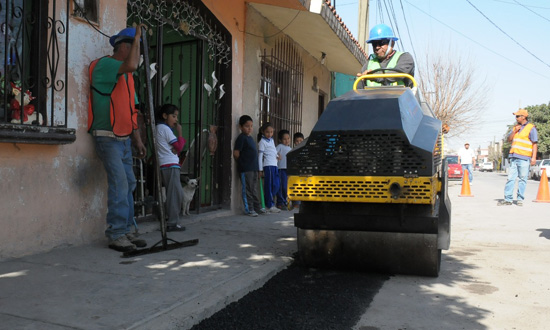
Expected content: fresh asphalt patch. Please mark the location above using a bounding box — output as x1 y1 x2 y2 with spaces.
190 259 389 330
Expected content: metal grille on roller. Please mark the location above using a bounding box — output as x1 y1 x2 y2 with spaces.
288 131 436 177
287 175 437 204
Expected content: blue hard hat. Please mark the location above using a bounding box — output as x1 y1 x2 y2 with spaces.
109 27 136 47
367 24 398 43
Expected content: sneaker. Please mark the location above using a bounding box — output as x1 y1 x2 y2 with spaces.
167 224 186 232
268 206 281 213
497 200 512 206
108 235 136 252
516 201 523 206
248 211 259 217
276 205 287 210
126 233 147 248
469 182 473 186
257 208 268 215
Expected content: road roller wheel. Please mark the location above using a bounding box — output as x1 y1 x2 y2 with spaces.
297 228 441 277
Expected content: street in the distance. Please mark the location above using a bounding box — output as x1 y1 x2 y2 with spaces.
354 170 550 330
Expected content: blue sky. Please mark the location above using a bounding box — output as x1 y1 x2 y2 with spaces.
334 0 550 151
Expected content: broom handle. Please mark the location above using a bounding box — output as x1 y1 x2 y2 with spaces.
141 27 168 245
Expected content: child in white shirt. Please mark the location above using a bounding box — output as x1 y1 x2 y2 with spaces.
276 130 292 209
155 104 186 232
258 122 281 213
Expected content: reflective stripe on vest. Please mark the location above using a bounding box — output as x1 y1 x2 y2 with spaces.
509 123 534 157
366 51 404 87
88 57 138 137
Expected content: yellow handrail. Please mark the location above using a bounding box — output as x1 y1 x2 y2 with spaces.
353 73 417 91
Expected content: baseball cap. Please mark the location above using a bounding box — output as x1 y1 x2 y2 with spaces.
513 109 529 117
464 142 470 145
109 27 136 47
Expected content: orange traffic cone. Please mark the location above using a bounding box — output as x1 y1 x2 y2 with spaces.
459 169 474 197
533 168 550 203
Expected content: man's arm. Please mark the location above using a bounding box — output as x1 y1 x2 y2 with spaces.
508 126 520 142
381 52 415 85
391 52 415 76
118 23 146 74
132 128 146 158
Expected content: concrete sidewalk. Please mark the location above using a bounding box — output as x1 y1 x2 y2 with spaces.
0 210 297 330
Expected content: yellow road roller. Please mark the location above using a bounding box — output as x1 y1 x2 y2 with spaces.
287 73 451 276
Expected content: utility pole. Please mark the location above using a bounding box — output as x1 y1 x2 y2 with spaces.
358 0 369 54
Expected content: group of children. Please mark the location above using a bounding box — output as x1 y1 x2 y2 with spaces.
234 115 304 217
154 105 305 225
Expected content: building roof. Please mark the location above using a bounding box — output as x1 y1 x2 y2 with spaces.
248 0 368 75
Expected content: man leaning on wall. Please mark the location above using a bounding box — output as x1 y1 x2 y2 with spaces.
87 24 148 252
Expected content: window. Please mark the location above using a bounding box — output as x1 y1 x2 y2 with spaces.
259 37 303 139
0 0 74 144
72 0 99 24
446 156 459 164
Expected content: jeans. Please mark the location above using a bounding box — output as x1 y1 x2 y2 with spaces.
240 171 261 214
262 166 280 209
504 158 530 202
461 164 474 182
276 169 288 206
94 136 136 240
161 167 183 226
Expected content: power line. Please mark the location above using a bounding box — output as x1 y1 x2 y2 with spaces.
512 0 550 23
465 0 550 70
490 0 550 10
387 0 406 51
398 0 418 64
403 0 550 80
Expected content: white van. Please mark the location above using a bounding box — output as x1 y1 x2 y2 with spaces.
480 162 493 172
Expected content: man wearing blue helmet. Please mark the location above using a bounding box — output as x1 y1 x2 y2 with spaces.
357 24 415 88
88 24 148 252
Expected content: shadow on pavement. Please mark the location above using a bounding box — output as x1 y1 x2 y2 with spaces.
536 228 550 240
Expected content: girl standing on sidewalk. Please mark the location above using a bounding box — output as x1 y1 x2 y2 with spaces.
155 104 187 231
276 129 292 210
258 122 281 213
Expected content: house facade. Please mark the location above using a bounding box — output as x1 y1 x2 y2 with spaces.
0 0 366 259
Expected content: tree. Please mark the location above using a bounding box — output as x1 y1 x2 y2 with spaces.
526 104 550 156
416 50 492 138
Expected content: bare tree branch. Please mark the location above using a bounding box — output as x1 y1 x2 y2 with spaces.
417 49 492 138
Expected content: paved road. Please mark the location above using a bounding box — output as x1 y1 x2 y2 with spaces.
189 171 550 330
355 171 550 329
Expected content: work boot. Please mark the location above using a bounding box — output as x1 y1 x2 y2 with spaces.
497 200 512 206
126 233 147 248
108 235 136 252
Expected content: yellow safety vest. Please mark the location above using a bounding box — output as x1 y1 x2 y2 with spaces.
366 51 404 87
509 123 534 157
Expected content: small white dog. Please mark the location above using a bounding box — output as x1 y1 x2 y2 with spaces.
182 177 199 215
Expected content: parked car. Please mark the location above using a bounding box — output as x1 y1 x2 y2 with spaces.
537 159 550 180
479 162 494 172
445 155 462 180
529 160 542 180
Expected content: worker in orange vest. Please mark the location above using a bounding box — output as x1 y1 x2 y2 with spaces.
498 109 538 206
88 24 147 252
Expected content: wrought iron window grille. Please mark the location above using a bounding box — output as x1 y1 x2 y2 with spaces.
0 0 74 145
259 37 304 139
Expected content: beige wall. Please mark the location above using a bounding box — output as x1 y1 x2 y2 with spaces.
236 5 330 211
0 0 128 260
0 0 333 259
